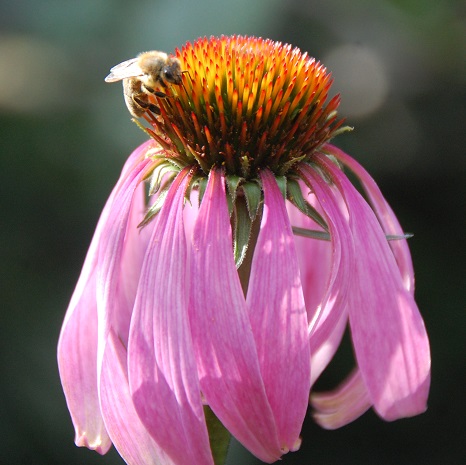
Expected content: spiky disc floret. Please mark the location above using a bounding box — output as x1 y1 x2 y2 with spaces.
142 35 344 180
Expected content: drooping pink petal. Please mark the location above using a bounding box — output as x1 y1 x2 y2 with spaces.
57 142 154 453
120 140 158 178
189 167 282 463
310 369 371 429
117 180 154 331
286 189 332 320
58 264 111 453
316 153 431 420
96 156 153 363
299 164 354 386
325 144 415 294
100 330 176 465
245 169 309 451
128 168 214 465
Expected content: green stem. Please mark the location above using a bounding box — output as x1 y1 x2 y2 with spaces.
204 405 232 465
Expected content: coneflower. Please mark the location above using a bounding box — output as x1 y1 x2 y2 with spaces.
58 35 430 465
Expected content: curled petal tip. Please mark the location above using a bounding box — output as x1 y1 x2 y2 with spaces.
378 372 431 421
310 371 371 430
75 432 112 455
290 437 302 452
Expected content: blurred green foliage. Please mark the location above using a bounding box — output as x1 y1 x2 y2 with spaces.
1 0 464 464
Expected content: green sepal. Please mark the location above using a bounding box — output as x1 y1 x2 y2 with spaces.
226 193 234 216
306 160 333 184
287 178 308 215
138 188 169 228
287 178 328 230
225 175 242 204
233 196 252 268
386 232 414 241
198 177 208 207
303 201 328 231
292 226 413 242
292 226 330 241
184 175 199 206
148 162 178 196
204 405 231 465
274 175 287 199
241 181 262 220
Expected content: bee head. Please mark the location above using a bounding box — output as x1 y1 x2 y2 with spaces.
163 59 182 85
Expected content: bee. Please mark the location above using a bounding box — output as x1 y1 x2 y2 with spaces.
105 50 183 117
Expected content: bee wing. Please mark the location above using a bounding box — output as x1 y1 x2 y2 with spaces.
104 58 144 82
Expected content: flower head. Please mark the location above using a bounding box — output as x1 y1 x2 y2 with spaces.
150 36 342 177
58 35 430 465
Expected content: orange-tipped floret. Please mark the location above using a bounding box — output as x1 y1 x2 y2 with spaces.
142 35 344 179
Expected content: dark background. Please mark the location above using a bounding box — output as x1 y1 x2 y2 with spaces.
1 0 464 464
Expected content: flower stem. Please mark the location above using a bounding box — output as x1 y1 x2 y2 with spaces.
204 405 231 465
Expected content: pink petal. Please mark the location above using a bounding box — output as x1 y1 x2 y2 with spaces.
316 154 431 420
100 330 176 465
117 181 155 327
96 156 153 360
299 164 354 386
128 168 214 465
326 144 415 294
57 142 153 453
120 140 158 178
245 169 310 451
286 190 332 320
189 167 282 463
58 265 111 453
311 369 371 429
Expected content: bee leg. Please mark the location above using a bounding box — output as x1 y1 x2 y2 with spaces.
142 84 171 99
153 90 171 99
133 94 161 115
147 103 161 114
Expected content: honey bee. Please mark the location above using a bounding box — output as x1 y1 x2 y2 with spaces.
105 50 183 117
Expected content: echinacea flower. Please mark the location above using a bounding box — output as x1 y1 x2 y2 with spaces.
58 35 431 465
